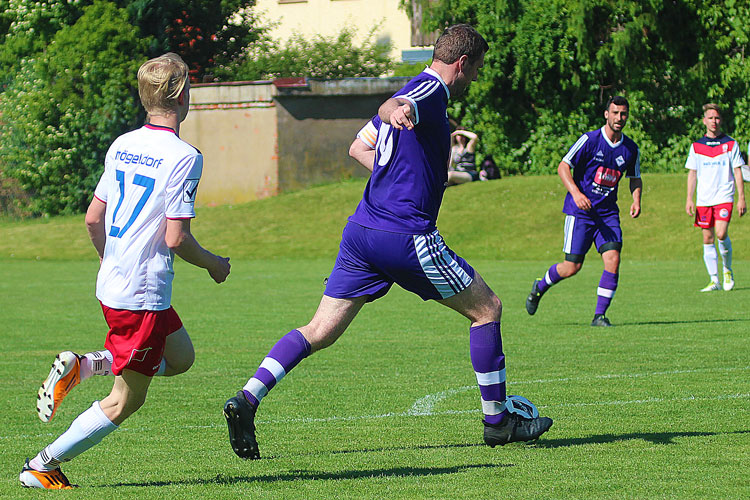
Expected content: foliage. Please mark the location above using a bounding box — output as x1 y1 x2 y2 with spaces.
0 1 265 84
391 61 429 77
122 0 266 82
0 1 148 215
0 0 267 215
403 0 750 175
214 26 393 81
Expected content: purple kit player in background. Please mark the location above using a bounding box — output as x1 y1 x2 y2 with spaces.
223 24 552 460
525 96 643 327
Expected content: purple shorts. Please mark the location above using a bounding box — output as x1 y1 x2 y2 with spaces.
562 211 622 258
325 222 475 302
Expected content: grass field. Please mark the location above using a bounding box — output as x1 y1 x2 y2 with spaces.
1 174 748 499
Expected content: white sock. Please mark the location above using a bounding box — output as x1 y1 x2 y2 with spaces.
79 350 114 381
718 237 732 272
703 243 719 282
30 401 117 471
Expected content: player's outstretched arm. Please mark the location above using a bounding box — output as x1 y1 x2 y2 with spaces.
349 138 375 172
686 169 697 216
629 177 642 218
733 166 746 217
166 218 230 283
378 98 415 130
85 197 107 262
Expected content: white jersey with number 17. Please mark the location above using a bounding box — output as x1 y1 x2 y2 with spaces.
93 124 202 311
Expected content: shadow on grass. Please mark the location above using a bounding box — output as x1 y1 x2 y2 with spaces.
533 429 750 448
621 317 750 326
554 317 750 327
104 462 511 488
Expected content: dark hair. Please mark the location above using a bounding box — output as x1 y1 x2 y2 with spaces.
433 24 489 65
606 95 629 111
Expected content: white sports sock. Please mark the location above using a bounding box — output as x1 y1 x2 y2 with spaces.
80 350 114 381
703 243 719 282
30 401 117 471
718 237 732 271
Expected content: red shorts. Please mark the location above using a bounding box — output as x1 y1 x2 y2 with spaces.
100 303 183 376
695 203 733 229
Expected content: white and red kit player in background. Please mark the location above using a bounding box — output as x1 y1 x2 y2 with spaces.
20 53 231 489
685 103 746 292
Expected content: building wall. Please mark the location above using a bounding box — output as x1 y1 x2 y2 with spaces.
275 94 386 192
254 0 416 62
180 82 279 207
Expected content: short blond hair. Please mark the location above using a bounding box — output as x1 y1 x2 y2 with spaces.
702 103 722 116
137 53 189 115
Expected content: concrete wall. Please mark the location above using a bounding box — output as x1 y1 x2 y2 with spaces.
181 77 410 207
181 82 278 207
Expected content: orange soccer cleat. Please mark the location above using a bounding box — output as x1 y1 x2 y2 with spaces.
37 351 82 422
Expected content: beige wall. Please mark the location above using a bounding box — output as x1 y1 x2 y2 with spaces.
180 82 279 207
254 0 414 61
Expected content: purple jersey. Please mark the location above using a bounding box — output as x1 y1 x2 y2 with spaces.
349 68 451 234
562 127 641 215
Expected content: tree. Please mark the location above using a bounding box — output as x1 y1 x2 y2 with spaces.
0 1 266 84
403 0 750 175
123 0 267 82
0 1 149 215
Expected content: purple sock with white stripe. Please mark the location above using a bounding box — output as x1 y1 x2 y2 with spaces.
243 329 311 408
537 264 562 293
595 270 618 316
469 321 507 425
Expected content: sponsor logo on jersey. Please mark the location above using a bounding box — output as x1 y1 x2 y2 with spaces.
594 166 622 188
115 150 164 168
183 178 199 203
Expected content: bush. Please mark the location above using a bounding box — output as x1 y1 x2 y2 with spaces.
214 26 393 81
0 1 149 215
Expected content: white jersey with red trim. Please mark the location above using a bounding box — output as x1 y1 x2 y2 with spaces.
685 133 744 206
93 124 202 310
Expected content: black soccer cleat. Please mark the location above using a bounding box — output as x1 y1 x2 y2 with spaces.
483 413 553 447
525 280 545 316
591 314 613 327
223 391 260 459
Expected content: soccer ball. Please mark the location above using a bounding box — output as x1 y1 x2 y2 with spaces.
504 395 539 419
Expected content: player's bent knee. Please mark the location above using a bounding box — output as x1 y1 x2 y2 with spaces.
559 259 582 277
169 354 194 375
487 294 502 320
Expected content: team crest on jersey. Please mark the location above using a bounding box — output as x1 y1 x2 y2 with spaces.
183 178 199 203
723 144 729 152
615 155 625 167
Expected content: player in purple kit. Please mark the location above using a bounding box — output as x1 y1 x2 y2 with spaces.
223 24 553 460
525 96 643 327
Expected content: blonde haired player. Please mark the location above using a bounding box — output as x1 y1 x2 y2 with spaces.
685 103 746 292
20 53 230 489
